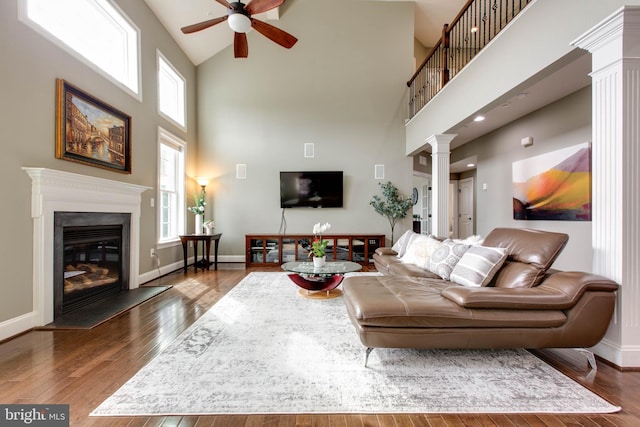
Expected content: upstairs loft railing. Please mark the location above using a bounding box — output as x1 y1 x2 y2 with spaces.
407 0 533 119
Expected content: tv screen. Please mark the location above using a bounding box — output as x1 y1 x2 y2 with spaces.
280 171 343 208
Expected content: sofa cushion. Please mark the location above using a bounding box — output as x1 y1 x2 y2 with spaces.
342 276 567 328
375 247 398 256
428 240 470 280
400 234 442 269
482 228 568 288
388 262 441 278
441 271 619 309
450 246 507 287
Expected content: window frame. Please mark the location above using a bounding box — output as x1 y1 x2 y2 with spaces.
157 127 186 246
157 50 187 131
19 0 142 101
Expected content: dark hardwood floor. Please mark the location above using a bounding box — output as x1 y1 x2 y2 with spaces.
1 266 639 426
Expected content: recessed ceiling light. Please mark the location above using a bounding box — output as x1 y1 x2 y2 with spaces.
474 115 485 122
502 102 511 108
466 163 476 168
517 92 528 99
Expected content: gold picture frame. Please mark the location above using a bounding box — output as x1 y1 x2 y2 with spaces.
55 79 131 173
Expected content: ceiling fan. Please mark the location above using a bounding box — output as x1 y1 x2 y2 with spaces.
181 0 298 58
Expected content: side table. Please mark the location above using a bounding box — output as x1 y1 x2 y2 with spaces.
179 233 222 272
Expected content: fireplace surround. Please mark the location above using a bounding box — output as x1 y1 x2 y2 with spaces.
23 167 149 326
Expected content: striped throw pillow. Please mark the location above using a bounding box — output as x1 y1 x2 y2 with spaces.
450 246 508 287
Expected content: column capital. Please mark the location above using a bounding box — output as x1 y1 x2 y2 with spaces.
572 6 640 55
425 134 457 153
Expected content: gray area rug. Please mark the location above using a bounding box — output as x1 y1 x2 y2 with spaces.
91 272 620 416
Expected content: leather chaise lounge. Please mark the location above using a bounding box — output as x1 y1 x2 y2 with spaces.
342 228 619 368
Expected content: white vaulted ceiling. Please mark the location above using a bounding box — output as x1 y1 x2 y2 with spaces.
143 0 467 65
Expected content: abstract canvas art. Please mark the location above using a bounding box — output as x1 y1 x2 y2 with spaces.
512 142 591 221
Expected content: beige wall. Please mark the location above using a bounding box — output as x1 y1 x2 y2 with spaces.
196 0 415 255
451 87 593 272
1 0 589 335
414 38 430 71
0 0 197 325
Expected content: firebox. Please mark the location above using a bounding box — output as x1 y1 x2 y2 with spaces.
53 212 130 317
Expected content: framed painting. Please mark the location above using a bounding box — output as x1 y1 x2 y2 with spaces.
55 79 131 173
512 142 591 221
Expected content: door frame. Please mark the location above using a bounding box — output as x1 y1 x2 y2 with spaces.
455 177 475 239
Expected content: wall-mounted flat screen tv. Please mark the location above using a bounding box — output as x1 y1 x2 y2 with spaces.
280 171 343 208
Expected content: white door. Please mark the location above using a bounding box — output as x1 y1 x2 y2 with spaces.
421 180 431 235
457 178 474 239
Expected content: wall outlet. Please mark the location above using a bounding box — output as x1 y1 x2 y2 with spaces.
150 248 156 258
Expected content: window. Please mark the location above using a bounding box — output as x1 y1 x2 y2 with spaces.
158 128 186 243
157 51 186 129
20 0 141 99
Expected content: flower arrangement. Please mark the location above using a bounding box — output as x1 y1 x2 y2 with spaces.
203 219 215 234
187 193 206 216
311 222 331 258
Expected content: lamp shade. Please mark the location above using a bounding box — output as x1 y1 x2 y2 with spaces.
196 177 210 187
228 13 251 33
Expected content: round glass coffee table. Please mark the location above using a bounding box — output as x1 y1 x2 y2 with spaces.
281 260 362 299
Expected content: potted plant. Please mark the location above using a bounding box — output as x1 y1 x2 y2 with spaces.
310 222 331 267
370 181 414 244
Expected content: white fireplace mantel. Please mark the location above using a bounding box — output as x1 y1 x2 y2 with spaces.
23 167 150 326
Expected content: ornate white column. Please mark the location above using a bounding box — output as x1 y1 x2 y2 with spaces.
426 134 456 239
572 6 640 368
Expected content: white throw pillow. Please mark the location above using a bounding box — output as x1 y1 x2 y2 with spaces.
392 230 419 258
450 246 508 287
453 235 484 246
428 239 471 280
400 235 442 269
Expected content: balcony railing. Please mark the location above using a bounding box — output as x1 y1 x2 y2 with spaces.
407 0 532 119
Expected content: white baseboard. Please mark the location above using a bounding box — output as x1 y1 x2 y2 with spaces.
1 255 247 342
0 312 38 342
592 338 640 369
1 259 185 342
218 255 245 263
139 259 185 285
139 255 246 284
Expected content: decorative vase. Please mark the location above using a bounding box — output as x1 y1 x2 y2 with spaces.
195 214 203 235
313 255 326 268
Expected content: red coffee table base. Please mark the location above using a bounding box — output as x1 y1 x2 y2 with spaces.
287 274 344 299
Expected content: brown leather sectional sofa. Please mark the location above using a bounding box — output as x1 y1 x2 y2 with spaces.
342 228 619 367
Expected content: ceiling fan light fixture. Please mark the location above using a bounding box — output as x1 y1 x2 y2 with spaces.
228 13 251 33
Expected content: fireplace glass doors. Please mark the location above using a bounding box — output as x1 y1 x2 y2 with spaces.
54 212 130 317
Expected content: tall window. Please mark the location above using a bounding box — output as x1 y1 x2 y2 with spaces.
157 51 186 130
20 0 141 99
158 128 185 243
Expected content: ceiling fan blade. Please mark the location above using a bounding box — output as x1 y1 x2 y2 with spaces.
234 32 249 58
245 0 285 16
181 16 228 34
251 19 297 49
214 0 232 8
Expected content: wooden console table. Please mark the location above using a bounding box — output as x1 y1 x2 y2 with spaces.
245 234 385 267
179 233 222 272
